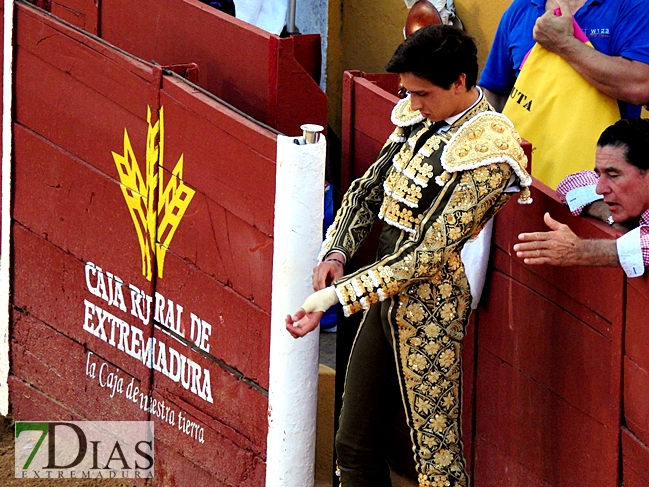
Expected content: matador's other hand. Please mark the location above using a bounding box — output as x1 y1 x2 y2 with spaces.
513 212 583 266
312 252 345 290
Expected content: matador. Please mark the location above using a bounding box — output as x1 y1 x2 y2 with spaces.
286 25 532 487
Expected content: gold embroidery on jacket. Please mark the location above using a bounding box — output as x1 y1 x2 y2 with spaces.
380 130 445 232
321 95 505 260
437 112 532 204
391 96 426 127
379 97 501 235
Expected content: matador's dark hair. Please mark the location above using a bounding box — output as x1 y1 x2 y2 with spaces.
597 118 649 171
385 25 478 90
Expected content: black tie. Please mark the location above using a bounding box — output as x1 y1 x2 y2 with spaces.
430 120 449 134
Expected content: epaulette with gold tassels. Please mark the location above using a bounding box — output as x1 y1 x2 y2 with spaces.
437 111 533 204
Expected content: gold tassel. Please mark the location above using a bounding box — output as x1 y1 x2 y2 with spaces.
517 186 533 204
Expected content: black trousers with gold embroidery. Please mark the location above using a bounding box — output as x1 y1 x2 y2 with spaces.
335 287 469 487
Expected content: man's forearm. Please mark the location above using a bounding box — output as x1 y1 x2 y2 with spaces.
515 213 622 268
558 40 649 105
582 200 611 223
577 238 620 267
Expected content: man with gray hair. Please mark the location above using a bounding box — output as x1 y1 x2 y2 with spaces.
515 118 649 276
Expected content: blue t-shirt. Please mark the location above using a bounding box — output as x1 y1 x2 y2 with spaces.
479 0 649 118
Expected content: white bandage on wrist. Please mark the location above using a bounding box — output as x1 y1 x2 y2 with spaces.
301 287 338 313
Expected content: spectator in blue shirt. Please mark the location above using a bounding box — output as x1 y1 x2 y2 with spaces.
479 0 649 117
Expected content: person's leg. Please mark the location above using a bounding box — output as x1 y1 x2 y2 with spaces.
335 301 401 487
390 279 470 487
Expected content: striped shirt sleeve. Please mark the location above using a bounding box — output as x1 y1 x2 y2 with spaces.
556 171 602 215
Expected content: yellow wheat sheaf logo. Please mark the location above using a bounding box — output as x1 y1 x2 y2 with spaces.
112 106 195 281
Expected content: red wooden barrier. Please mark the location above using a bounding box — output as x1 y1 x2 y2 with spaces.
50 0 97 34
625 277 649 485
28 0 326 136
11 4 278 484
340 70 648 486
623 428 649 487
475 186 623 487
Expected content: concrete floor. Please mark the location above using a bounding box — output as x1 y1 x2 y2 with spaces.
319 329 337 370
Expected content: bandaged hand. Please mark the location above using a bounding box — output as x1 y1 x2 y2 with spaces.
301 286 338 313
285 287 338 338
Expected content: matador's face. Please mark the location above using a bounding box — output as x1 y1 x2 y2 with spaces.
399 72 465 123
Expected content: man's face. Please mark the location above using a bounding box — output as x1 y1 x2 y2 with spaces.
595 145 649 223
399 72 464 122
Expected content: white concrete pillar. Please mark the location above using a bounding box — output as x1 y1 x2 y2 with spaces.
266 131 326 487
0 0 15 416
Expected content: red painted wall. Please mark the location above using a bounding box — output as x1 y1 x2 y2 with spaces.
11 4 276 484
29 0 326 136
341 70 649 486
624 275 649 486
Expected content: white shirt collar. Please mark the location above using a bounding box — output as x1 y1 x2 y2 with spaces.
442 87 483 128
